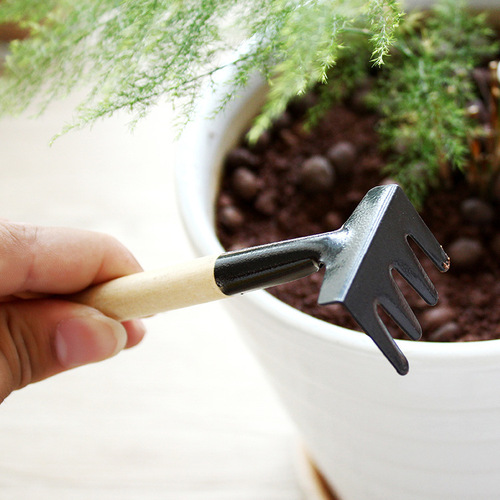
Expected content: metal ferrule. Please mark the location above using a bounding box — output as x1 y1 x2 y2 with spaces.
213 230 347 296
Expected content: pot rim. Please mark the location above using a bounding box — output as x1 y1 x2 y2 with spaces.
175 66 500 366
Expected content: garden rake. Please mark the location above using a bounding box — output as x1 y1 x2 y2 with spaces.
72 184 450 375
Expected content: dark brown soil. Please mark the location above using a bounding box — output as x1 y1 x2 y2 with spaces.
215 99 500 342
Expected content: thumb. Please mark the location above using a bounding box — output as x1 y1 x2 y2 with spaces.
0 299 129 399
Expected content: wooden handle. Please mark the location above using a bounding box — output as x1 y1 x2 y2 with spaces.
70 255 226 321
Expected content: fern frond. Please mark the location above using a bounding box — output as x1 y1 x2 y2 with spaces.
0 0 404 138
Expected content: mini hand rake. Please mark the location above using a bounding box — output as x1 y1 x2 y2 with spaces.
72 185 450 375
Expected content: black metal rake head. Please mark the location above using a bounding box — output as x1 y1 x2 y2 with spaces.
215 184 450 375
317 184 450 374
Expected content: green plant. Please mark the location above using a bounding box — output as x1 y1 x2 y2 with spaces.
0 0 402 136
1 0 498 209
367 0 499 206
304 0 499 207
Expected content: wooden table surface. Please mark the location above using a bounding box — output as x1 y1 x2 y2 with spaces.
0 88 307 499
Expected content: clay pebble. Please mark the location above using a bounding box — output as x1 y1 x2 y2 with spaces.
219 205 244 229
225 147 259 169
232 167 261 201
447 237 484 269
421 306 456 332
428 322 461 342
299 155 335 192
326 141 357 176
255 191 276 215
461 198 495 225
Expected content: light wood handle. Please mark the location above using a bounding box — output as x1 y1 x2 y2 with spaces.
70 255 226 322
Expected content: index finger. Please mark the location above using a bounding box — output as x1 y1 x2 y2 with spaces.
0 221 143 297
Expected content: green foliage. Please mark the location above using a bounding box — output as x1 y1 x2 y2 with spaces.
303 29 374 131
246 0 402 142
367 0 499 207
0 0 402 136
1 0 497 209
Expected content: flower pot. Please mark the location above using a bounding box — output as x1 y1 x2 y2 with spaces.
176 11 500 500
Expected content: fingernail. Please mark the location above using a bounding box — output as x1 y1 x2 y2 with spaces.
55 314 128 369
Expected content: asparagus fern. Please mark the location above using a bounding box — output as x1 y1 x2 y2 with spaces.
0 0 402 135
0 0 498 209
367 0 499 206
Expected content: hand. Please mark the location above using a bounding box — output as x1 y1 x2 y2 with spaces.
0 221 146 402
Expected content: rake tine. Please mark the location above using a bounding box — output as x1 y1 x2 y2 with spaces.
393 189 450 273
409 226 450 274
378 277 422 341
346 300 409 375
393 238 439 306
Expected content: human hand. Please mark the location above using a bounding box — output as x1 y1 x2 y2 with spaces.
0 221 146 403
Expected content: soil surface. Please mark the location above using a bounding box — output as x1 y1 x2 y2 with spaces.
215 97 500 342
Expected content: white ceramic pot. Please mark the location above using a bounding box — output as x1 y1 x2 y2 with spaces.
176 22 500 500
